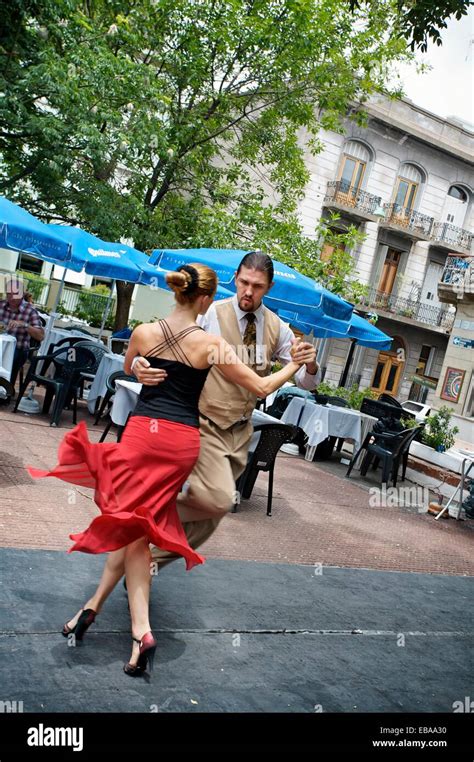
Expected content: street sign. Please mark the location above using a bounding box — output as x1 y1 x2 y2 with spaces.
452 336 474 349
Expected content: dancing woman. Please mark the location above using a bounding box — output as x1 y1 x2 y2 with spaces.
27 263 304 677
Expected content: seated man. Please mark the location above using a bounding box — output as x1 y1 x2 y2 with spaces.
0 278 44 389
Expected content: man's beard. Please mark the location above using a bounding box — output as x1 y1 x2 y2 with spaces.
238 297 256 311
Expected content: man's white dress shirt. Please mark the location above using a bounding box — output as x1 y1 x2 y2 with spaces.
198 295 318 390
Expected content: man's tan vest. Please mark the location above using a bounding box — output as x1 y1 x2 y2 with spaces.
199 298 281 429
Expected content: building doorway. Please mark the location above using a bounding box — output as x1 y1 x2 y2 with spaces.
371 337 406 397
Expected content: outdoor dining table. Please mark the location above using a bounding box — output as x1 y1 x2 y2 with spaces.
87 352 125 414
280 396 378 463
43 327 98 353
0 333 16 381
110 379 281 448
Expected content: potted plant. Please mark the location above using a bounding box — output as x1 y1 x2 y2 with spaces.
421 406 459 452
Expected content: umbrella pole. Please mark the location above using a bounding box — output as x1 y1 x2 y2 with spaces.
38 266 67 358
97 280 116 343
339 338 357 388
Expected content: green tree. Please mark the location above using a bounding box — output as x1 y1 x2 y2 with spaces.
1 0 419 327
350 0 473 52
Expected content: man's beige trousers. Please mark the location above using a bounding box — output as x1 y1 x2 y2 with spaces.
150 415 253 565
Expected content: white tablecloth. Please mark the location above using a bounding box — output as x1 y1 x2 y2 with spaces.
0 334 16 381
281 397 377 462
110 379 140 424
87 352 125 414
110 380 282 445
42 327 97 354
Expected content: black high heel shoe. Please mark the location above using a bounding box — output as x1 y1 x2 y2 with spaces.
123 631 157 676
62 608 97 641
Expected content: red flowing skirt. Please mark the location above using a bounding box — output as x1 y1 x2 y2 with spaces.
27 416 205 571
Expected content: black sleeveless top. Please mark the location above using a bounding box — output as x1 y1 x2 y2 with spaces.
131 319 211 428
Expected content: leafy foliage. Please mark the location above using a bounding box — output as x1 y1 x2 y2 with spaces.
422 405 459 451
315 380 377 409
0 0 421 325
349 0 473 52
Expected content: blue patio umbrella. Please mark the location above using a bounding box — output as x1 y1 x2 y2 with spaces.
49 227 235 338
48 224 171 341
0 196 75 267
49 225 155 282
138 264 236 302
149 248 354 331
279 309 392 350
50 226 235 300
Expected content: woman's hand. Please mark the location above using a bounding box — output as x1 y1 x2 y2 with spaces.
132 357 168 386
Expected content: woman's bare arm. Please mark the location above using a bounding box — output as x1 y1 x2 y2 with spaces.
208 335 302 397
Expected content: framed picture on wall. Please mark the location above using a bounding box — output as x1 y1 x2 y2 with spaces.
440 367 465 403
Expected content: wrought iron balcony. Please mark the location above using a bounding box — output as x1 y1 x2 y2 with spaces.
358 286 454 331
438 255 474 304
431 222 472 254
380 204 434 240
323 180 383 222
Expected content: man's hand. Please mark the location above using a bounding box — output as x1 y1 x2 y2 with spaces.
132 356 168 386
289 337 305 366
7 319 25 331
291 338 317 372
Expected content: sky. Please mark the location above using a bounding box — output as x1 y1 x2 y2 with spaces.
395 7 474 126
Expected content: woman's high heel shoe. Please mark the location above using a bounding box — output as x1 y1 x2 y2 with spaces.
123 631 157 677
62 608 97 641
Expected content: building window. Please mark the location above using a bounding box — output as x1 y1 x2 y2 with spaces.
339 156 366 193
378 248 402 295
416 345 431 376
441 184 470 229
448 185 468 203
17 254 43 275
337 139 373 195
394 178 417 211
393 163 424 213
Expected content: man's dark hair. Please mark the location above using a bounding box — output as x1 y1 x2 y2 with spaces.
237 251 274 283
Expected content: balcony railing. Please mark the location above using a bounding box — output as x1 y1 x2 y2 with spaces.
440 256 474 290
382 204 434 238
359 286 454 331
432 222 472 252
324 180 382 216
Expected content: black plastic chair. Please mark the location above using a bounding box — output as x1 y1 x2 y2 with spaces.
327 396 349 407
266 388 313 419
61 325 94 336
97 371 137 440
360 397 404 421
74 340 108 399
367 424 425 482
18 340 40 390
234 423 297 516
40 336 88 377
378 393 403 407
346 425 423 487
50 335 88 351
13 346 96 426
